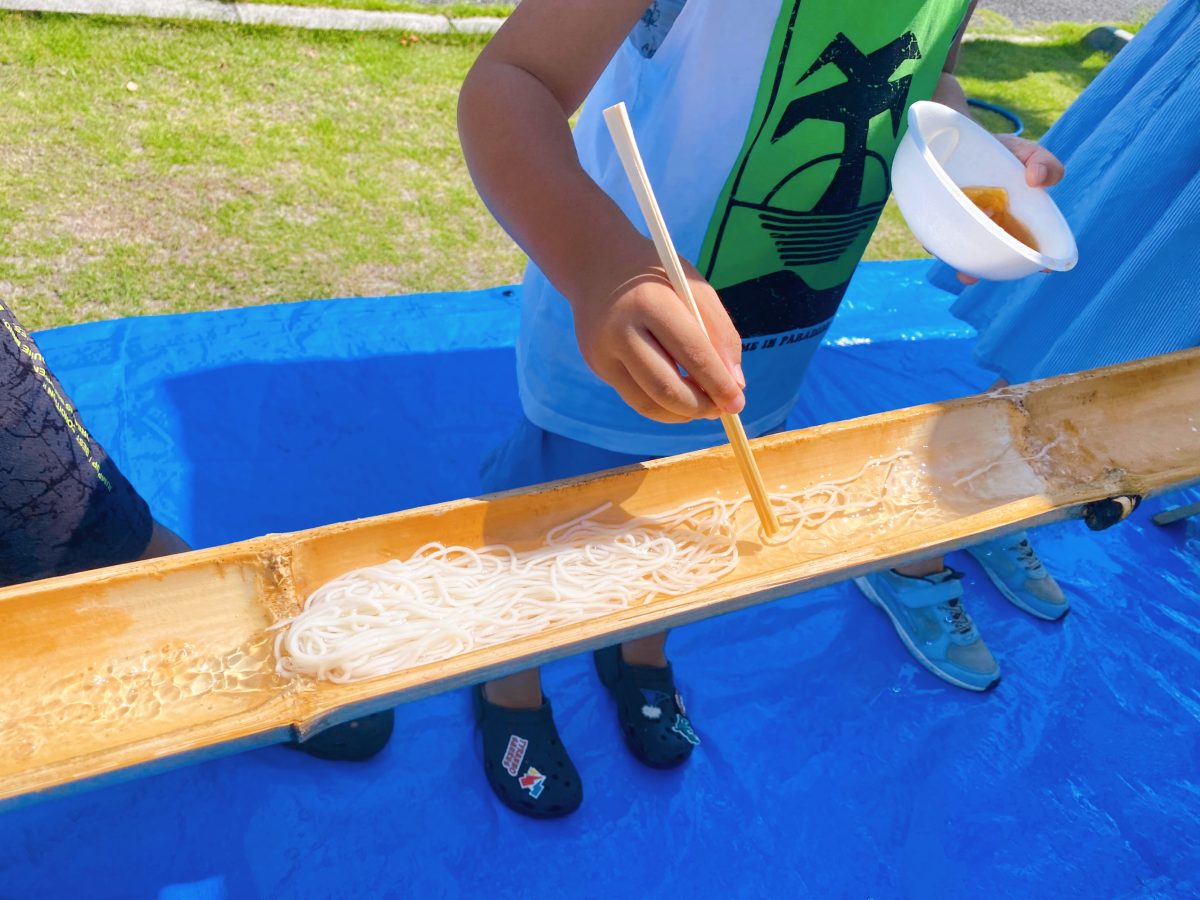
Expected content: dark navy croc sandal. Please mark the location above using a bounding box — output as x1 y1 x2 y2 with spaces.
287 709 395 761
594 645 700 769
473 684 582 819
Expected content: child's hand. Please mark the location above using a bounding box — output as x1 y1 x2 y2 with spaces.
997 134 1065 190
459 0 745 425
956 136 1065 285
571 245 745 424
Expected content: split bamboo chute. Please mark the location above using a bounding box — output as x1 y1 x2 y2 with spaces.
602 101 780 537
3 348 1200 808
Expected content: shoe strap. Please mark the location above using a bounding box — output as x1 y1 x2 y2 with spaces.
621 660 675 692
891 573 963 609
478 688 555 727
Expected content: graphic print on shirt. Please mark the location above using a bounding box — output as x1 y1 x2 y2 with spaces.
630 0 687 58
698 0 968 348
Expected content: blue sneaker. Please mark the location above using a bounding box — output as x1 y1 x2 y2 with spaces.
968 530 1069 621
855 568 1000 691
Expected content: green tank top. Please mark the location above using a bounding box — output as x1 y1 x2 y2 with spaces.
699 0 970 342
517 0 972 454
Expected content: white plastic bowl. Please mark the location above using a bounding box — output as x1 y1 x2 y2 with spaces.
892 100 1078 281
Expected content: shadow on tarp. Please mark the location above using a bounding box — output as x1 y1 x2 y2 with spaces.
160 348 519 549
3 263 1198 897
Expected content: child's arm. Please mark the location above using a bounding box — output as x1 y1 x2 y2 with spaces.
933 1 1064 284
934 0 1064 189
458 0 745 425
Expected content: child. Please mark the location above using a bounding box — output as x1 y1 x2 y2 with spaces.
859 0 1199 688
0 298 392 760
1 299 187 585
459 0 1062 817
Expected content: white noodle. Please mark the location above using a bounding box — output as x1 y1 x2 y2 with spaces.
272 452 910 683
951 436 1065 487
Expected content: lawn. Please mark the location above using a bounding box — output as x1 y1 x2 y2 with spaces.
865 22 1121 260
0 11 1124 330
237 0 517 16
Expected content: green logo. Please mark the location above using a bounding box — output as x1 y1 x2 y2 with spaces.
699 0 966 340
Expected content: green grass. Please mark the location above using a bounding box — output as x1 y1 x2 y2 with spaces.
0 11 1123 329
236 0 516 17
968 8 1150 32
864 22 1122 262
0 12 523 329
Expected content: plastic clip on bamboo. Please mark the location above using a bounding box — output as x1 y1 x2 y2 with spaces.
603 102 780 537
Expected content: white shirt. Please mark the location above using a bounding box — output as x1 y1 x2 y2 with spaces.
517 0 969 455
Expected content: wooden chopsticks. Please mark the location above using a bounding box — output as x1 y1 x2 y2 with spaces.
603 102 780 537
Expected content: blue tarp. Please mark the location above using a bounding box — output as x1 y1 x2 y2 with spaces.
2 261 1198 898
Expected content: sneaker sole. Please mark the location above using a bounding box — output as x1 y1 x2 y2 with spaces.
970 557 1069 622
854 576 1000 693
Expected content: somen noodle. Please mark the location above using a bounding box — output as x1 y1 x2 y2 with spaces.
272 453 909 682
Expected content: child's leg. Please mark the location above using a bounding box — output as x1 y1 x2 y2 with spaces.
894 378 1008 578
481 643 673 711
859 378 1064 691
0 301 186 587
894 558 946 577
620 633 668 667
472 417 691 816
140 520 191 559
483 668 544 709
478 415 662 702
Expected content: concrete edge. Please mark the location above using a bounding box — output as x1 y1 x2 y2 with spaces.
4 0 1120 47
0 0 506 33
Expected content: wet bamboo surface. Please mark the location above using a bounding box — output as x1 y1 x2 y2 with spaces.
3 348 1199 808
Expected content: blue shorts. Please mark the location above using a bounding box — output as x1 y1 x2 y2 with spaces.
0 302 152 586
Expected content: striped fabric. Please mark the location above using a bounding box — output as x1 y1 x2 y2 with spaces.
941 0 1200 384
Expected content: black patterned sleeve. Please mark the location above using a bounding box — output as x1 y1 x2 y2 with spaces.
0 301 153 586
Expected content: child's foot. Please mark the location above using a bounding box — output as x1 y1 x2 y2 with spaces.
594 645 700 769
473 684 582 819
968 530 1069 621
286 710 395 761
855 568 1000 692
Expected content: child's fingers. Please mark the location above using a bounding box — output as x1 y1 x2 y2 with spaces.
997 135 1065 188
1023 144 1064 187
646 308 745 415
688 272 744 386
606 363 693 424
956 272 979 285
624 328 720 419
